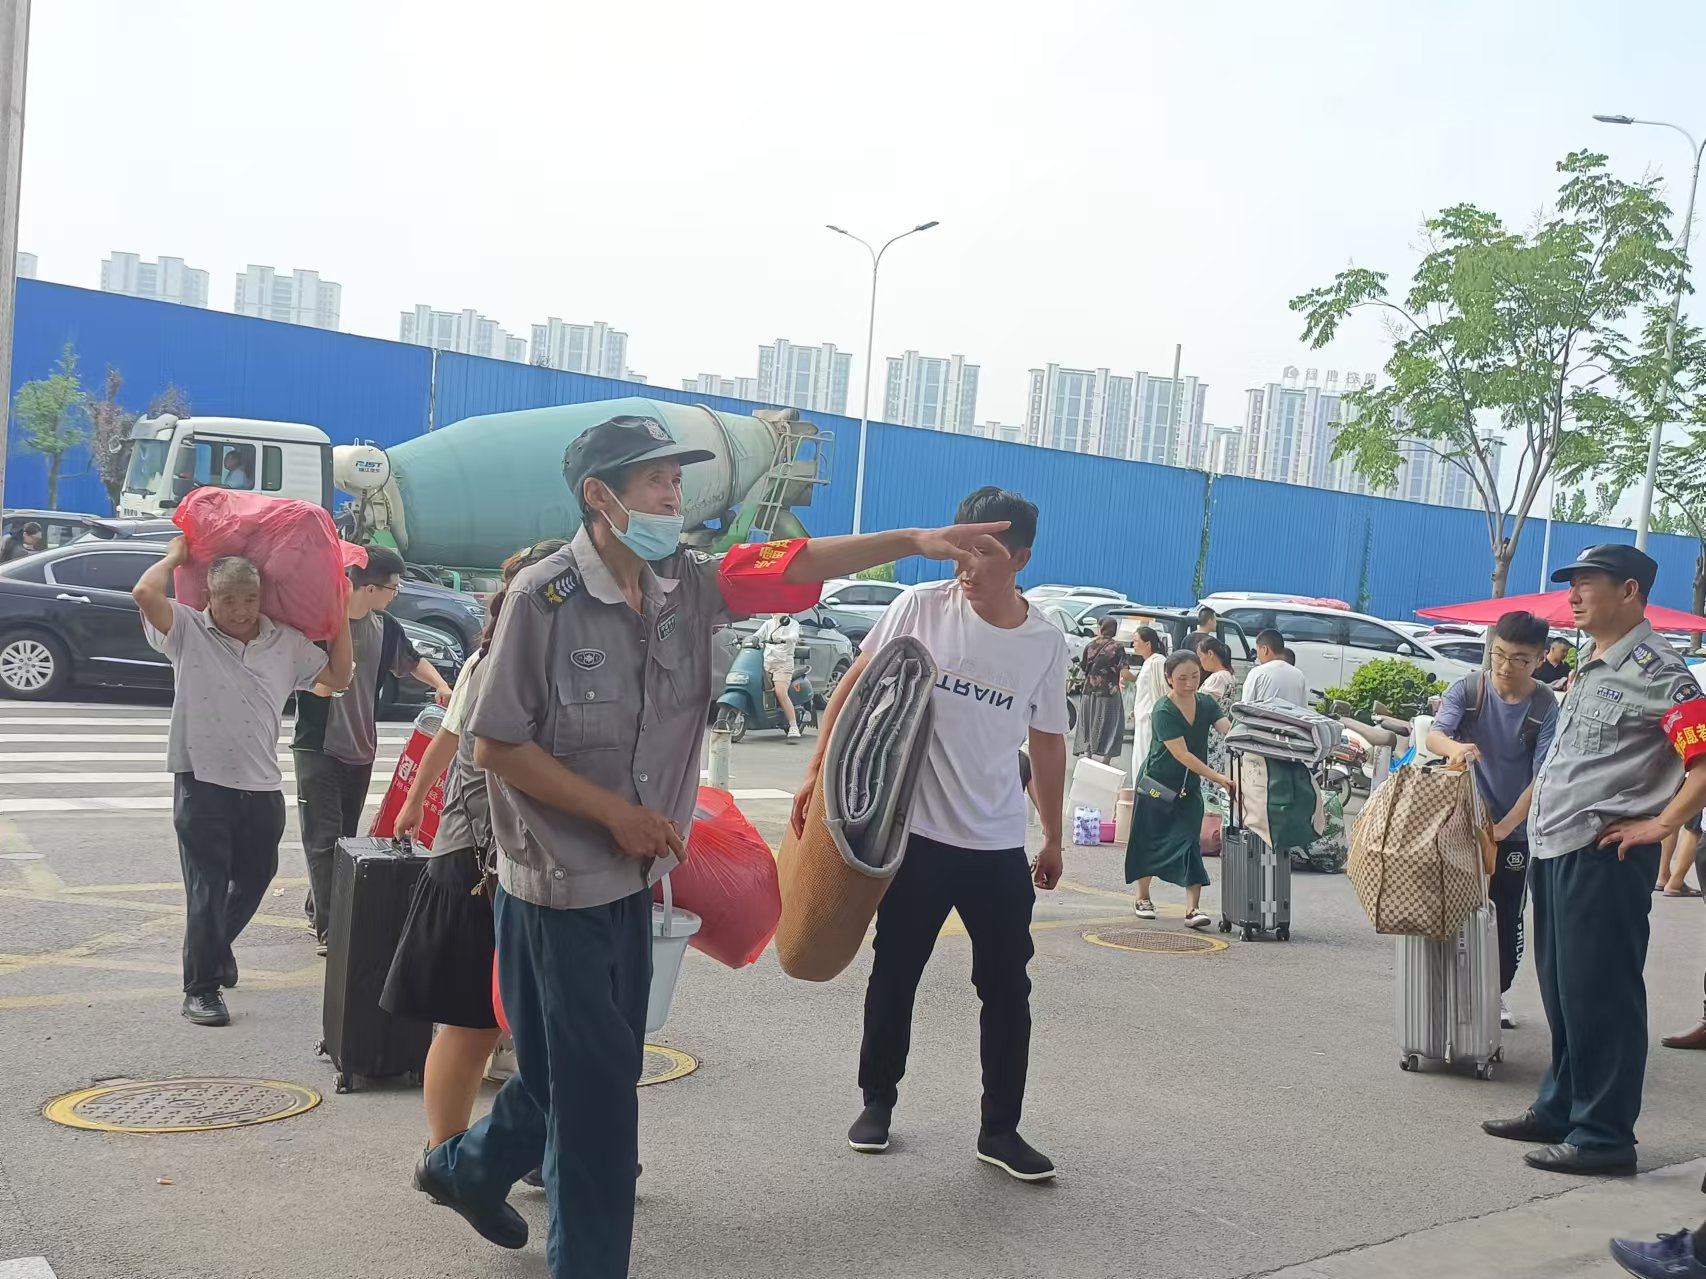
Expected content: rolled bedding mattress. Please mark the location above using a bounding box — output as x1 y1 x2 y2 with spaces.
776 635 937 981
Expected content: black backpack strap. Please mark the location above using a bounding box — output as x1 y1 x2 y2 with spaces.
1521 686 1552 751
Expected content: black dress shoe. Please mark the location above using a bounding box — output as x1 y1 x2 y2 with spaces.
1481 1110 1566 1143
1523 1142 1636 1176
413 1152 527 1249
218 960 238 989
181 992 230 1027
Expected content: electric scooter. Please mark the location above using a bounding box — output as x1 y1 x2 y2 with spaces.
712 640 819 743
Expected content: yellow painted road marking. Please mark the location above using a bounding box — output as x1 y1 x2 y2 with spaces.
0 963 323 1011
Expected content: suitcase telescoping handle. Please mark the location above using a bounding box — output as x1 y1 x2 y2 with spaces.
395 834 416 859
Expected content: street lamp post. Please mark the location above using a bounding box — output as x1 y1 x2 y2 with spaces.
827 221 940 535
1594 113 1706 550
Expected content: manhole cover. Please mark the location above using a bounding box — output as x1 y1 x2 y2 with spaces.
1083 927 1227 955
640 1045 696 1087
44 1078 320 1133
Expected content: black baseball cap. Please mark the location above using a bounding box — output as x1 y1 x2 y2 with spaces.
1550 543 1658 597
562 415 715 497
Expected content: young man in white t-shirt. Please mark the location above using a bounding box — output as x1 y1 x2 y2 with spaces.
1242 627 1309 705
794 486 1069 1182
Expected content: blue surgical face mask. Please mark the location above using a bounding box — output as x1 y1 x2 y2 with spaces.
607 495 684 562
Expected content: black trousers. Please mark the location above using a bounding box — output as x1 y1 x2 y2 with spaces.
859 835 1036 1134
172 773 285 996
1489 838 1530 995
1531 842 1660 1151
293 750 374 941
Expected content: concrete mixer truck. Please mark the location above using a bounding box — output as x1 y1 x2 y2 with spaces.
335 398 828 592
113 398 830 596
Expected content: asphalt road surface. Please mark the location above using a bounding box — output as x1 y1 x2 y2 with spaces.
2 696 1705 1279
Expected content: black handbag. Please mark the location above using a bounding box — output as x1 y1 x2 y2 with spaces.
1134 773 1181 808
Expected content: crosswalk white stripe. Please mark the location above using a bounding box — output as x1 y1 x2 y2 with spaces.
0 734 416 744
0 753 403 765
1 773 390 786
0 787 793 814
0 715 414 736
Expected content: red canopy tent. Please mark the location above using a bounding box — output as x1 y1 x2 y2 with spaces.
1416 589 1706 633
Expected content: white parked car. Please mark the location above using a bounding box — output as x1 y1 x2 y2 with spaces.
1024 584 1129 605
819 577 907 620
1206 599 1477 694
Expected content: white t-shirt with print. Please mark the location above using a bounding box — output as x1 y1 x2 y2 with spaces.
859 579 1070 851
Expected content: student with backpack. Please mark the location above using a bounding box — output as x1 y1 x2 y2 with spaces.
1425 610 1559 1031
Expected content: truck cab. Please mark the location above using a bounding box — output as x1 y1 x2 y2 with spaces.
118 414 332 518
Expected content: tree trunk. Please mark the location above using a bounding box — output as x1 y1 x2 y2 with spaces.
1490 546 1511 599
46 454 60 510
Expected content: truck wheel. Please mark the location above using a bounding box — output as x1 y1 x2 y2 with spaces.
0 630 69 700
715 704 748 745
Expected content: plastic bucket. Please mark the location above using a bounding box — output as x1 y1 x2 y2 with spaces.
648 876 702 1035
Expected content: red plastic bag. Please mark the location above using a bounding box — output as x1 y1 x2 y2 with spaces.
652 787 780 969
493 956 508 1036
171 489 359 641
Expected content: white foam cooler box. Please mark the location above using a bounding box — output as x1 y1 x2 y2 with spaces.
648 876 701 1035
1069 758 1124 815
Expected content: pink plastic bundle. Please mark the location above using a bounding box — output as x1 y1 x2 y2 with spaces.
171 489 362 641
654 787 781 969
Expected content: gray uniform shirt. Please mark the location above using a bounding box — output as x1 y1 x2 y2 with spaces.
1528 620 1704 859
470 528 741 910
144 601 327 791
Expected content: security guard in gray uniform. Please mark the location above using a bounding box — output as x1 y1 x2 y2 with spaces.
410 413 1013 1278
1483 544 1706 1177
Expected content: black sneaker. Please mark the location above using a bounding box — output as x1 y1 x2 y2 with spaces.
413 1152 528 1250
181 991 230 1027
976 1130 1055 1182
848 1104 892 1153
218 959 239 989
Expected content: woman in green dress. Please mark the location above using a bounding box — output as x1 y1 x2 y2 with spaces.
1126 649 1236 929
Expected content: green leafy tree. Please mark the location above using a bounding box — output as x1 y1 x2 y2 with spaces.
12 343 90 510
1292 151 1683 597
1551 482 1629 527
1568 308 1706 614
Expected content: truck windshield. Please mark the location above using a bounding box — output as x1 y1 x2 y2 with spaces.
123 439 172 496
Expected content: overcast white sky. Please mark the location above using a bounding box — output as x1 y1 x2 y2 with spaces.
19 0 1706 435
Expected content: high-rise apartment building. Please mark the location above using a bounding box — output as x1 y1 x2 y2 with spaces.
16 251 35 280
1205 425 1242 475
756 340 851 415
399 305 527 362
1242 367 1491 509
882 351 979 433
682 373 760 401
1132 372 1208 466
1024 365 1135 456
100 253 210 307
530 318 627 378
235 266 342 330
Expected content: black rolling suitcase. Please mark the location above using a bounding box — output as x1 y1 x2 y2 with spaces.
316 836 431 1093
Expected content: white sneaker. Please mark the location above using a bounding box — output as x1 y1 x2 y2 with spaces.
1184 910 1212 930
1500 996 1516 1030
786 725 802 741
1133 899 1157 920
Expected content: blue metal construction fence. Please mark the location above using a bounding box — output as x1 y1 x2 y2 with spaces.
5 281 1700 618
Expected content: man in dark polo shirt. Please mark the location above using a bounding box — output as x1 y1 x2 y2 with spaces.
412 414 1013 1278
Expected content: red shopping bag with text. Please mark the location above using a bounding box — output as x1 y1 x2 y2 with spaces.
368 707 445 847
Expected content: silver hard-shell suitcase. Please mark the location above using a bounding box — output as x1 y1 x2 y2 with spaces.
1217 751 1292 941
1395 902 1502 1078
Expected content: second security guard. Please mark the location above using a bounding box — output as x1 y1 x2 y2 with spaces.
1482 544 1706 1177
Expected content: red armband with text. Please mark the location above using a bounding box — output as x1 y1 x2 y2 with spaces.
1662 697 1706 767
717 539 822 616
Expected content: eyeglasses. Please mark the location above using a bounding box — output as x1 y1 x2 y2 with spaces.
1490 651 1535 669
